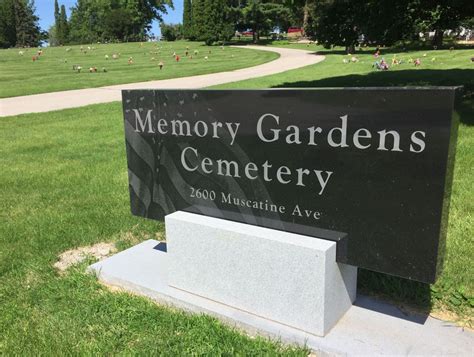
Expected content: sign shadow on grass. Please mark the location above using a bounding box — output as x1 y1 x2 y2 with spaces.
273 69 473 125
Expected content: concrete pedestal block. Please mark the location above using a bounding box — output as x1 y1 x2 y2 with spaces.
166 211 357 336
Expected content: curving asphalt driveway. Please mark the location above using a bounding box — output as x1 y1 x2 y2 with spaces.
0 46 324 117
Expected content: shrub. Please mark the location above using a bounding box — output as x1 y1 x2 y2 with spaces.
160 23 183 42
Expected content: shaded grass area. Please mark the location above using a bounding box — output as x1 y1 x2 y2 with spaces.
216 46 474 92
0 104 307 355
215 46 474 324
0 41 278 98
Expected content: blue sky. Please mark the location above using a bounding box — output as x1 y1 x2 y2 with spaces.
35 0 184 36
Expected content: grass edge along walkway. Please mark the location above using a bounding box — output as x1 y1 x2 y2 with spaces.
0 46 325 117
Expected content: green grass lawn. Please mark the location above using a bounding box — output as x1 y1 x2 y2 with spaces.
0 103 307 355
0 41 278 98
216 42 474 91
216 43 474 324
0 43 473 353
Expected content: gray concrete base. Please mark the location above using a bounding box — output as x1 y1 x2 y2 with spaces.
89 239 474 356
166 211 357 336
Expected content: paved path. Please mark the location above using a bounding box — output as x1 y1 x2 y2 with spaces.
0 46 324 117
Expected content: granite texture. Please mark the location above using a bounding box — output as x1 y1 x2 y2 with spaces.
166 211 357 336
123 88 459 283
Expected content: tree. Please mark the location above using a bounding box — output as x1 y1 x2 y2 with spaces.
0 0 41 48
68 0 99 43
284 0 312 33
52 1 69 45
240 0 290 43
414 1 474 47
59 5 69 43
52 0 62 45
183 0 193 39
191 0 233 44
305 0 417 52
0 0 17 48
160 22 183 41
103 8 134 41
14 0 42 47
54 0 60 29
191 0 206 40
199 0 234 44
306 0 363 52
302 0 309 32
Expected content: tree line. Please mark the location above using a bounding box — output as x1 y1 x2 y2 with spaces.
306 0 474 52
174 0 473 49
51 0 173 45
176 0 295 44
0 0 174 48
0 0 472 49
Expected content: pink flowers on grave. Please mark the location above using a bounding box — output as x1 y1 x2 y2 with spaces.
373 58 389 70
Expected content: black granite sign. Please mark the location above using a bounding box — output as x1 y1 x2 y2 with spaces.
122 88 459 283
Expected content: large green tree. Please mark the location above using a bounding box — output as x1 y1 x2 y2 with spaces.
67 0 102 43
191 0 234 44
414 0 474 46
102 7 134 40
14 0 41 47
201 0 234 44
160 22 183 41
191 0 206 40
51 1 69 45
239 0 290 43
182 0 193 39
54 0 60 28
306 0 366 52
282 0 307 29
0 0 17 48
59 5 69 43
0 0 42 48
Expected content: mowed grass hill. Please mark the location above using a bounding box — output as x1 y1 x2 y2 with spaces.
0 41 278 98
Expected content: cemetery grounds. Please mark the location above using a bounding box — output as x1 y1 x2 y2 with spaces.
0 41 278 98
0 40 473 354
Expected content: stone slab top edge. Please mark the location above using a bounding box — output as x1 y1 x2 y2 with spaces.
121 86 462 93
166 211 335 252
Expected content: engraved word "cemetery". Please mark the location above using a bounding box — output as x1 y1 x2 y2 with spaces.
133 109 427 196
